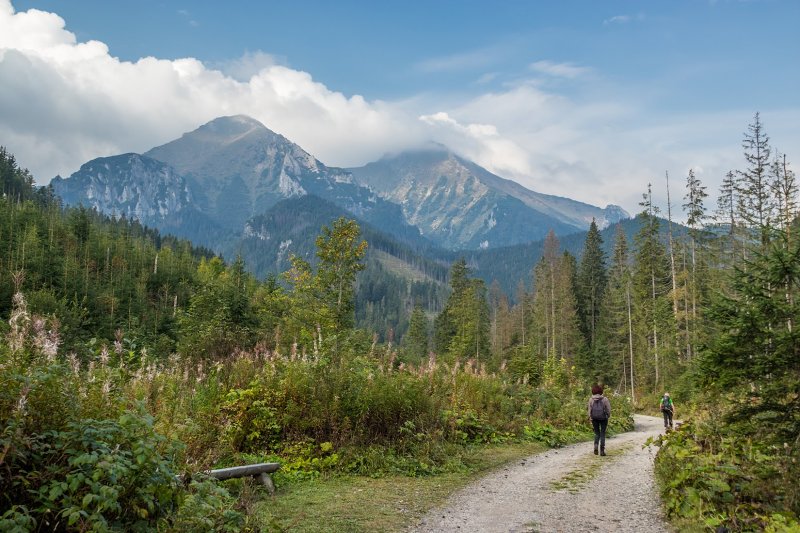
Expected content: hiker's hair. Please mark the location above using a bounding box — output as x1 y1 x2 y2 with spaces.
591 384 603 395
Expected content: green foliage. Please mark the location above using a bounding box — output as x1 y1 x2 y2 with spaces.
653 420 799 531
576 219 607 356
1 295 262 531
403 304 430 364
522 421 574 447
434 259 492 366
169 478 244 533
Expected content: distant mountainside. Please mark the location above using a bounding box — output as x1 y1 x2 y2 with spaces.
467 215 685 298
53 115 424 249
144 115 429 245
349 146 629 250
231 194 452 341
50 153 231 245
51 115 631 287
233 194 449 281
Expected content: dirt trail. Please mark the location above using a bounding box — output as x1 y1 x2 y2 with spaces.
412 414 670 533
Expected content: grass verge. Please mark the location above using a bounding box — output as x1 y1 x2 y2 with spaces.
251 441 548 532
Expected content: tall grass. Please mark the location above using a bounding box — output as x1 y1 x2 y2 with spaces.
2 289 633 528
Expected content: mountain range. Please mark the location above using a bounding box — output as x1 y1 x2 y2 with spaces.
349 147 627 249
51 115 628 257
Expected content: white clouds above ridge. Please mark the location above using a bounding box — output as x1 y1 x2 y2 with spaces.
0 0 796 216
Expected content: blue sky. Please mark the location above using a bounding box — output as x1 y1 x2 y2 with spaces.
2 0 798 214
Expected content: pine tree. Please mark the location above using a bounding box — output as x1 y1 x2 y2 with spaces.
447 278 491 363
683 168 709 359
532 231 584 368
577 219 607 351
404 304 430 364
771 152 798 238
715 170 739 268
736 112 774 247
434 258 491 363
702 229 800 438
434 258 468 355
599 224 635 397
632 184 676 392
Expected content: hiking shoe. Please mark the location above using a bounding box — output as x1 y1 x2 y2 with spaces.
600 449 606 456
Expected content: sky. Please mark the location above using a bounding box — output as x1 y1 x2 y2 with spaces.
1 0 798 216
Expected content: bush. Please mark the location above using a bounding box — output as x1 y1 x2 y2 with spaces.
653 419 800 531
2 407 180 531
168 478 244 533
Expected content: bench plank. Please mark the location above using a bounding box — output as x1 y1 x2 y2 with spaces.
205 462 280 481
178 462 280 495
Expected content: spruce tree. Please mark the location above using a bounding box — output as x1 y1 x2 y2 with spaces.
683 168 709 359
599 224 634 394
736 112 774 247
404 304 429 364
532 231 584 369
577 219 607 350
633 184 675 392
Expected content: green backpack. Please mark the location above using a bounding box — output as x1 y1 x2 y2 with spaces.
661 397 673 412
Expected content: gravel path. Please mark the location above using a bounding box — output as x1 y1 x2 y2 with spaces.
412 415 670 533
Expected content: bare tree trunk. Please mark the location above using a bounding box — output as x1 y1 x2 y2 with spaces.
627 285 636 405
652 271 659 390
665 172 679 320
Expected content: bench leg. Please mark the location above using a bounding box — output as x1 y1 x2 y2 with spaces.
258 472 276 495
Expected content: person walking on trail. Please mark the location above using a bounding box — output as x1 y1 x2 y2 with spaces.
588 384 611 456
660 393 674 429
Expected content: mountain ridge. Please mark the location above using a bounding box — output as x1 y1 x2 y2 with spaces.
348 145 628 249
51 115 630 259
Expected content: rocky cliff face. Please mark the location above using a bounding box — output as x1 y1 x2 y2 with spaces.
348 147 629 249
51 153 193 225
50 116 628 255
51 116 423 252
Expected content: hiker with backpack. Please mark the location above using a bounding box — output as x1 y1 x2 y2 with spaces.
660 393 674 429
588 384 611 456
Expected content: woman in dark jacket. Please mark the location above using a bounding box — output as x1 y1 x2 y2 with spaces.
588 384 612 456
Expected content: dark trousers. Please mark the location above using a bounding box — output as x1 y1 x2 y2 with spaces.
663 409 673 428
592 418 608 449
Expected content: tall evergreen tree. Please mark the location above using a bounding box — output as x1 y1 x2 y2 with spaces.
599 224 634 395
577 219 607 351
434 258 491 363
404 303 430 364
702 229 800 439
683 168 709 359
532 231 584 368
736 112 774 247
715 170 740 268
434 258 468 355
633 184 676 392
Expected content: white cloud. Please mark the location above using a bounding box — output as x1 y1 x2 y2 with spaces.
0 0 797 219
529 60 590 79
604 15 631 25
218 50 281 81
414 84 797 217
603 13 645 25
0 0 424 182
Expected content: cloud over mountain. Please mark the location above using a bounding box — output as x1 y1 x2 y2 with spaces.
1 0 797 216
0 0 424 183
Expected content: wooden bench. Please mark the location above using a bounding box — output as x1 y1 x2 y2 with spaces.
179 462 280 495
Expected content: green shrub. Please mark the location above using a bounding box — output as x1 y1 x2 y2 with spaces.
2 408 180 531
168 478 244 533
653 419 800 531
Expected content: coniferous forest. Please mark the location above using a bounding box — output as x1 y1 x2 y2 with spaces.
1 113 798 531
